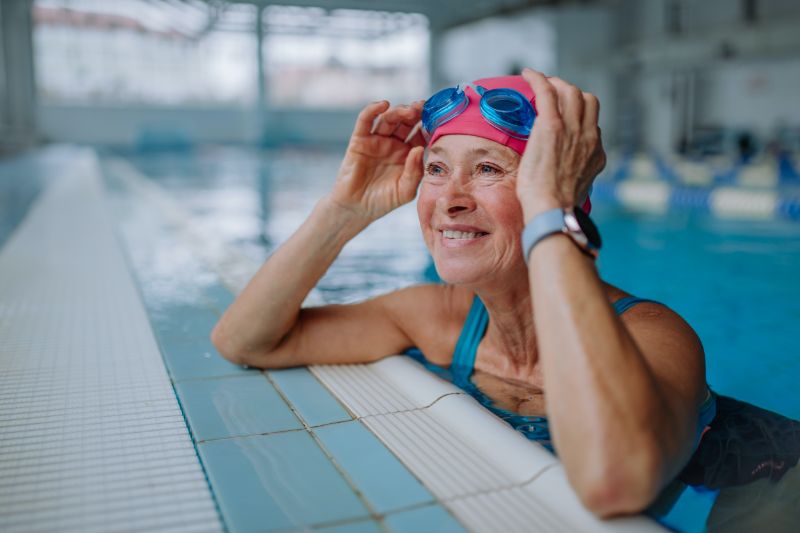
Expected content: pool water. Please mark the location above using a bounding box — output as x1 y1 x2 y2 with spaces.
596 206 800 420
120 146 800 532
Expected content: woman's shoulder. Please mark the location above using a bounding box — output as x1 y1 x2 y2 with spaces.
604 282 702 362
380 283 474 366
603 283 634 306
603 283 673 318
603 287 707 413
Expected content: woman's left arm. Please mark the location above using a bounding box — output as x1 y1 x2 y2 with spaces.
517 69 706 517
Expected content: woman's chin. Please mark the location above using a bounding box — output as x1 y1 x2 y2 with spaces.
433 262 491 286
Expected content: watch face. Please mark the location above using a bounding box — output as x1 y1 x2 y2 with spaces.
573 208 602 249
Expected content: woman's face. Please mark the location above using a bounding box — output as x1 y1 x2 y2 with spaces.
417 134 526 285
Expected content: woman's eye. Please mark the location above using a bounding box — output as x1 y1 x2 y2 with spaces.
426 163 445 176
478 164 501 175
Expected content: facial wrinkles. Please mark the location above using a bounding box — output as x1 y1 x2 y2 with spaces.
423 172 522 277
418 136 525 278
423 158 517 214
426 161 492 235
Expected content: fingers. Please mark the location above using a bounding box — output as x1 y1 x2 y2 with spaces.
582 91 600 131
352 100 390 137
370 102 424 142
546 76 584 132
398 146 425 202
518 67 604 210
521 68 561 122
522 69 600 133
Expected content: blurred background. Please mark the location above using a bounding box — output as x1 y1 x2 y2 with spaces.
1 0 799 417
0 0 797 154
3 4 800 531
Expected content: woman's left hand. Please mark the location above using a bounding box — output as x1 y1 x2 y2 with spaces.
516 68 606 222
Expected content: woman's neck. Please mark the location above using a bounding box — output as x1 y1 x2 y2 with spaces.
472 274 540 382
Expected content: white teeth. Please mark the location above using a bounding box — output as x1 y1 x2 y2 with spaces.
443 230 484 239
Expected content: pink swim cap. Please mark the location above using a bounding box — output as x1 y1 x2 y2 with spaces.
426 74 592 214
428 75 533 156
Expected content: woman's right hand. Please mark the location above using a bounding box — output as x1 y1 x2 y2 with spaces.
328 100 427 226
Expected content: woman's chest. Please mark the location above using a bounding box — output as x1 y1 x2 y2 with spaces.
470 368 547 417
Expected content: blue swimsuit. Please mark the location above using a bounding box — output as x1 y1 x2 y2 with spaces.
406 295 717 453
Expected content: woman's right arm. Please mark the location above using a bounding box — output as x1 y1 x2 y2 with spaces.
211 100 427 369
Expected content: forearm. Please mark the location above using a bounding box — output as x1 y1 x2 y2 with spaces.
529 235 680 511
512 69 700 515
212 197 367 364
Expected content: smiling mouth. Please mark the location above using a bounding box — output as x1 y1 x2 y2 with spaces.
441 230 489 240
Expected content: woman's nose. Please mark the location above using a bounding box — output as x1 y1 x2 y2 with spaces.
438 177 476 216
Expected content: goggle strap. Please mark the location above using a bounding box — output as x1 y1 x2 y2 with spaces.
405 120 426 144
458 83 483 97
369 115 383 135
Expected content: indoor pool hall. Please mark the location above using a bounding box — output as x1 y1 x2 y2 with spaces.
2 1 800 532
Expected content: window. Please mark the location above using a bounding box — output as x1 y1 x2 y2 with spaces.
33 0 256 106
263 6 429 108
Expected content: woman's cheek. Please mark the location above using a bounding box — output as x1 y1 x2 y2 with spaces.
491 188 525 231
416 187 437 244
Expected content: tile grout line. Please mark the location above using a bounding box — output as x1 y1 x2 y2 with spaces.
101 160 230 533
263 370 394 533
305 369 478 531
440 463 561 503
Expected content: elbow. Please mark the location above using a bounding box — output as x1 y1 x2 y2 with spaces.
210 321 245 365
572 449 661 518
210 321 263 368
210 320 289 369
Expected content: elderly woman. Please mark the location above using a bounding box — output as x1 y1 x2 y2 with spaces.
211 69 715 517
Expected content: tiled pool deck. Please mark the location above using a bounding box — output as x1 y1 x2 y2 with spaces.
0 147 664 532
0 148 221 532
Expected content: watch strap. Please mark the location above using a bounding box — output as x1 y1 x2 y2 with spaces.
521 208 565 263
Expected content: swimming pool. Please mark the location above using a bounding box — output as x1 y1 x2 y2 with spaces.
121 146 800 532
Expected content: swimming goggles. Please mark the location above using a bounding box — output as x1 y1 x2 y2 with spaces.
421 83 536 141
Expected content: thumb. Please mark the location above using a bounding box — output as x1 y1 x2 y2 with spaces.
398 146 425 202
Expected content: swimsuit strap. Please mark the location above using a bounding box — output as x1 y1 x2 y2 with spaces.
608 295 717 445
451 294 660 380
612 295 659 315
450 296 489 383
446 293 716 451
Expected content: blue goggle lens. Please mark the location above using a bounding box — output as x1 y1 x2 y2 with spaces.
480 88 535 139
422 86 468 135
422 85 535 140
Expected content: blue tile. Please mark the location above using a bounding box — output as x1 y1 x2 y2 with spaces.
384 504 467 533
199 432 369 532
316 520 383 533
314 420 433 513
158 336 254 381
176 375 302 441
269 368 352 426
149 304 221 340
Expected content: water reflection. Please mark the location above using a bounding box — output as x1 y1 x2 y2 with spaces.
258 163 272 245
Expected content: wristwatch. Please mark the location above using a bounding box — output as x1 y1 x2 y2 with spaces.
521 207 602 262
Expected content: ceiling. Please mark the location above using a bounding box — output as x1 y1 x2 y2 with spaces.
197 0 587 30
